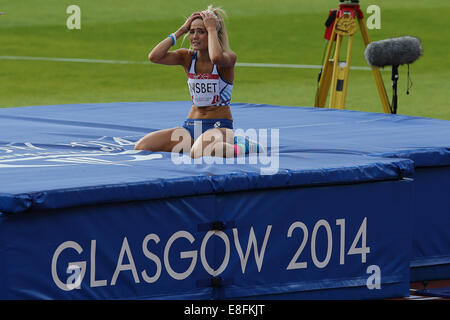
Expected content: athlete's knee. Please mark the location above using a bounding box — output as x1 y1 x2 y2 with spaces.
190 145 202 158
134 137 156 151
134 140 145 150
213 141 235 158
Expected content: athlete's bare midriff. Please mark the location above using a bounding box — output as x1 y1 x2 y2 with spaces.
187 105 233 120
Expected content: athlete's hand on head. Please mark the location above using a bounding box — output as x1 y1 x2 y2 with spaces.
200 11 218 31
181 12 202 33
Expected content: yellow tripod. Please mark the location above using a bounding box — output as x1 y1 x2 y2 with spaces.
314 3 391 114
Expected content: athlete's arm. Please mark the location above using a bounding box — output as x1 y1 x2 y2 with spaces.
201 12 236 68
148 12 201 65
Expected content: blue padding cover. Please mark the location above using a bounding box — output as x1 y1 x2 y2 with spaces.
230 103 450 167
0 179 412 299
0 102 420 214
1 101 448 298
1 102 449 168
409 166 450 274
1 101 449 283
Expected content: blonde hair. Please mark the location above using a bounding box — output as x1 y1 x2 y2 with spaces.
182 5 231 51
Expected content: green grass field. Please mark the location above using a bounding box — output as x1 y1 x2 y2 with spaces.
1 0 449 119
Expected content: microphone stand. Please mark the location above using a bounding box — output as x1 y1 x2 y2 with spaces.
391 65 399 114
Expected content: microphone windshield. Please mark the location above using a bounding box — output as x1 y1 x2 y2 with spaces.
364 36 422 67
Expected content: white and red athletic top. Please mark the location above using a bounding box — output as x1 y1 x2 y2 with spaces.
187 51 233 107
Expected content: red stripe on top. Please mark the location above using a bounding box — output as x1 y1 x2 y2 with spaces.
188 73 219 80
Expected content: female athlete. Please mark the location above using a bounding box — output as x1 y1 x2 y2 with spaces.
134 6 260 158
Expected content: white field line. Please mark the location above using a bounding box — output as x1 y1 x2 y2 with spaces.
0 55 379 71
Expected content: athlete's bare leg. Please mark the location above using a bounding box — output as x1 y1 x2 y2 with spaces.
134 127 193 153
190 128 235 158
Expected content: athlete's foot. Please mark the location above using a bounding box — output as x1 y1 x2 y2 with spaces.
233 136 265 156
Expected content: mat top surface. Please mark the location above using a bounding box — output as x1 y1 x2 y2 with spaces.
1 101 447 213
1 101 449 165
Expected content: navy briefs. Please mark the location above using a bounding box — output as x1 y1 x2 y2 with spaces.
182 118 233 141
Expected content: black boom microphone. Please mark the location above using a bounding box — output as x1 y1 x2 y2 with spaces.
364 36 422 114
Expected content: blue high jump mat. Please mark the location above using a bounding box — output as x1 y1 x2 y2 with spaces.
0 101 449 300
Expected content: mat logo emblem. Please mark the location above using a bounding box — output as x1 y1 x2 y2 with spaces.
0 138 162 168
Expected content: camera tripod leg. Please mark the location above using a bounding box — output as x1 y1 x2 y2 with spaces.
329 34 353 108
315 35 337 108
315 3 392 114
315 59 333 108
